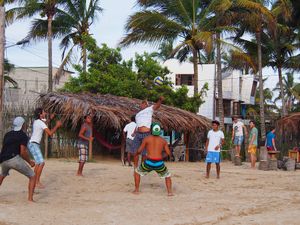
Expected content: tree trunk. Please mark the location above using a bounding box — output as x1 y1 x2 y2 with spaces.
278 66 287 117
0 7 5 145
192 48 199 96
256 30 266 142
82 45 87 72
216 32 224 130
47 15 53 92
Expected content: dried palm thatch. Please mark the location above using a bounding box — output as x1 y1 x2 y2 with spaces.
277 112 300 134
38 92 211 132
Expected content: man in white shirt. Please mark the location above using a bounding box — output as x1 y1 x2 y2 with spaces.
205 120 225 179
123 115 137 166
132 96 164 167
231 116 248 157
27 108 62 188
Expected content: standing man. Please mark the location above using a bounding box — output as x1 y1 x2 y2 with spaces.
266 127 277 151
27 108 62 188
248 120 258 169
123 115 136 166
205 120 225 179
77 114 93 176
232 116 248 157
0 117 36 202
132 96 164 167
134 122 173 196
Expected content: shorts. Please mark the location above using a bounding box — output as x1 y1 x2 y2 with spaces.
136 158 171 178
125 138 134 153
234 136 244 145
27 142 44 164
132 132 150 156
248 145 257 155
205 151 221 163
1 155 35 178
78 144 88 162
266 146 274 151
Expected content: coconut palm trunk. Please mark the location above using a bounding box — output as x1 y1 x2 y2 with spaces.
256 29 266 142
47 14 53 92
192 48 199 96
216 32 224 130
82 45 87 72
278 66 287 117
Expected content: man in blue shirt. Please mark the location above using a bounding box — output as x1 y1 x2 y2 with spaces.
266 127 277 151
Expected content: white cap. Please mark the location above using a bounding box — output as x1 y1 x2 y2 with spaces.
13 117 25 131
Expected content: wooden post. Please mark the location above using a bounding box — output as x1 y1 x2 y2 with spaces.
120 134 125 165
185 132 190 162
44 134 49 159
0 7 5 146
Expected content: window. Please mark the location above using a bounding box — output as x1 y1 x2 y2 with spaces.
176 74 194 85
233 102 241 115
251 80 257 97
216 99 232 117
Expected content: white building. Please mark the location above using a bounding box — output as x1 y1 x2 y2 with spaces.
4 67 73 107
164 59 257 124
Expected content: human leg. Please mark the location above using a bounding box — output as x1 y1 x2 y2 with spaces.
127 152 132 166
77 145 88 176
28 175 36 201
216 163 220 178
206 163 211 178
35 163 45 188
0 175 5 186
165 177 173 196
133 171 141 194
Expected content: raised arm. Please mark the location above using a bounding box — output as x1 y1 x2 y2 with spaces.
153 96 164 110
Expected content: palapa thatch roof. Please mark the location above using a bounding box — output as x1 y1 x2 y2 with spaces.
39 92 211 133
277 112 300 134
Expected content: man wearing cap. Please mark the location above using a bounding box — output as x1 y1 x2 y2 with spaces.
133 96 164 166
0 117 36 202
133 122 173 196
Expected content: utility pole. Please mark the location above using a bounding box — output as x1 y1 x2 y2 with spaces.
0 6 5 145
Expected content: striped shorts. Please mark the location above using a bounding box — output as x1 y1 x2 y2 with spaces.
136 158 171 178
78 144 88 162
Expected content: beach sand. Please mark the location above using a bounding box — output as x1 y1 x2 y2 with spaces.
0 159 299 225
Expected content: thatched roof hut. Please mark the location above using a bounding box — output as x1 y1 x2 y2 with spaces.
277 112 300 135
39 92 211 133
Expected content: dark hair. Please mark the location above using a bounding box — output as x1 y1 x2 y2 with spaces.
131 115 135 122
84 113 91 120
249 120 255 125
269 126 275 131
34 108 43 119
212 120 220 126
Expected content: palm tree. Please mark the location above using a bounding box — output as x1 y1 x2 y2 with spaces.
6 0 66 92
119 0 214 97
234 0 274 142
25 0 102 77
4 59 18 87
273 72 298 112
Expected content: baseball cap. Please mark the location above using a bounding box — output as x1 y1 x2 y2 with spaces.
151 122 161 136
13 117 25 131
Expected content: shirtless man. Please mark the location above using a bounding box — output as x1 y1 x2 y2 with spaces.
133 122 173 196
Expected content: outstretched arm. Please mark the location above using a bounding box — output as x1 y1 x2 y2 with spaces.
44 120 62 137
153 96 164 110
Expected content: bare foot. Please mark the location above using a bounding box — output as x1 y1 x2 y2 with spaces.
76 173 84 177
205 175 209 179
132 190 140 195
36 183 45 189
217 176 220 179
167 192 174 197
28 199 36 203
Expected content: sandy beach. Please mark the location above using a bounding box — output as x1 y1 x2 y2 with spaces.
0 159 299 225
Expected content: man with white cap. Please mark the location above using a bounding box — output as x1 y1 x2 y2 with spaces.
0 117 36 202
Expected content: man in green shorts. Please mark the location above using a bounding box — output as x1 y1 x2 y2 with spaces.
133 122 173 196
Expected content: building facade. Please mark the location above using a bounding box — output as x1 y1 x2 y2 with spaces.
4 67 72 107
164 59 257 124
